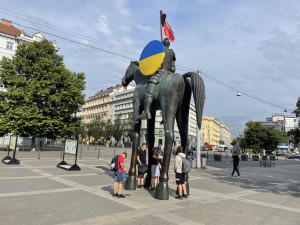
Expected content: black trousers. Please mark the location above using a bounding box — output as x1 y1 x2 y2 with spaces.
232 164 240 176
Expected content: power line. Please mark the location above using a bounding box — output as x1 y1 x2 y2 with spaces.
2 11 295 112
176 66 294 112
13 22 138 61
0 7 140 56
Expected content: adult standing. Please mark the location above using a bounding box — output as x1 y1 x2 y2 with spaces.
151 147 163 190
174 146 187 199
137 143 147 188
231 152 240 177
113 152 127 198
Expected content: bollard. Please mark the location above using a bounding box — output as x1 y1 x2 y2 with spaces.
60 147 63 160
38 146 40 159
226 152 228 159
97 147 100 159
80 144 83 159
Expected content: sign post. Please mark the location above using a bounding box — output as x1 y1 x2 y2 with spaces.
57 139 81 171
2 135 20 165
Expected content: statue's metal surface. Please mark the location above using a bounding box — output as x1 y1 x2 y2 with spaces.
121 54 205 201
137 38 176 120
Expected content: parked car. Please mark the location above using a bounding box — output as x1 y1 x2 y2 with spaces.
287 154 300 159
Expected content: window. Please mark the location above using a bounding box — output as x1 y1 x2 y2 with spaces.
6 41 13 50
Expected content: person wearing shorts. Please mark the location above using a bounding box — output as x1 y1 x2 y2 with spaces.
174 146 187 199
113 152 127 198
151 147 163 190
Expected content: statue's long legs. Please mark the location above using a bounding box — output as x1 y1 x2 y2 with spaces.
155 107 176 200
144 111 156 188
124 104 141 190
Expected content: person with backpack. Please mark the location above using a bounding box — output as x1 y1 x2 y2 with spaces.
174 146 188 199
231 152 240 177
112 152 127 198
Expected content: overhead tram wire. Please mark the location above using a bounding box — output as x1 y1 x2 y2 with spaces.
0 8 140 56
14 21 293 112
14 22 138 61
4 8 294 111
178 32 300 69
176 65 294 112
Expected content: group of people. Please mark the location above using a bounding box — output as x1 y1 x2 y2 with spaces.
112 144 187 199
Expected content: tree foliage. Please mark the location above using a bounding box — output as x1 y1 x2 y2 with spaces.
243 121 286 150
293 97 300 118
0 40 85 139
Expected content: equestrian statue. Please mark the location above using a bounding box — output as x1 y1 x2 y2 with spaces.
121 38 205 200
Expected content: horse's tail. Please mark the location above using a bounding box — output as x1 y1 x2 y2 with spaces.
183 72 205 129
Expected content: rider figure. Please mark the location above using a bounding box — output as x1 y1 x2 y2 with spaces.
137 38 176 120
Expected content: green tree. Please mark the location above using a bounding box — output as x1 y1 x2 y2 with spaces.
111 115 125 144
243 121 284 150
0 40 85 149
293 97 300 118
288 128 300 147
219 140 225 145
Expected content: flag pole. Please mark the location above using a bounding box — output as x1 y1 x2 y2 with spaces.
160 10 163 42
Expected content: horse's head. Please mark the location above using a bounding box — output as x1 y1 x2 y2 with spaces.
121 61 139 86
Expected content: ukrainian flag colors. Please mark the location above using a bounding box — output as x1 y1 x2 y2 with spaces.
139 40 165 76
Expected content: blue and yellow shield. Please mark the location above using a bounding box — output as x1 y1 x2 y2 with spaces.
139 40 165 76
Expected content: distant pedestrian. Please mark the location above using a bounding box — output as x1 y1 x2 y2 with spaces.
231 152 240 177
151 147 163 190
137 143 147 188
174 146 187 199
113 152 127 198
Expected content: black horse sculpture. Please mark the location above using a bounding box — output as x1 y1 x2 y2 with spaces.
121 61 205 200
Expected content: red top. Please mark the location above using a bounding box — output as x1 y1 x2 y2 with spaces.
118 155 125 172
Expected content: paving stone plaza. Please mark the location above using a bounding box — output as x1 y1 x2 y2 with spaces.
1 147 299 225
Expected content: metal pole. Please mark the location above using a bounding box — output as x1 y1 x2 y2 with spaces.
97 146 100 159
196 127 201 168
160 10 163 41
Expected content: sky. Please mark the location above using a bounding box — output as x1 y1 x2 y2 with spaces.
1 0 300 137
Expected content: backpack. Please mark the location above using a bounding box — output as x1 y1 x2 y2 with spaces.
178 154 191 173
110 155 119 171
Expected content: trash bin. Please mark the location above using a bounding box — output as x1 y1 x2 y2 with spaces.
201 154 206 169
191 157 196 168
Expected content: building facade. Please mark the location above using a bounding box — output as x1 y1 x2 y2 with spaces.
0 19 57 92
263 114 298 132
201 116 221 148
220 122 231 147
82 86 121 124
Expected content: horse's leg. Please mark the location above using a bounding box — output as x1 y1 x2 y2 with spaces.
144 110 156 188
124 99 141 190
155 108 176 200
176 80 192 195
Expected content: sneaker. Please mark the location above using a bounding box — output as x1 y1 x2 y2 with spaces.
137 185 141 188
117 194 125 198
183 194 188 198
175 195 182 199
112 193 118 197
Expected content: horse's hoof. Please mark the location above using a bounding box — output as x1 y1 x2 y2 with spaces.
124 175 136 190
154 182 169 200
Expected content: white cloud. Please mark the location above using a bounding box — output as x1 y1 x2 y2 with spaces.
95 15 112 35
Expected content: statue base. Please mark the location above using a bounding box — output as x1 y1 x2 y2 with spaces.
154 181 169 200
124 175 136 190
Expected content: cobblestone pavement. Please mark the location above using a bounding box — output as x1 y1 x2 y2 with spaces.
0 147 299 225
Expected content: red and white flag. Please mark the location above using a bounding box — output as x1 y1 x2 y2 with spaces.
161 13 175 42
